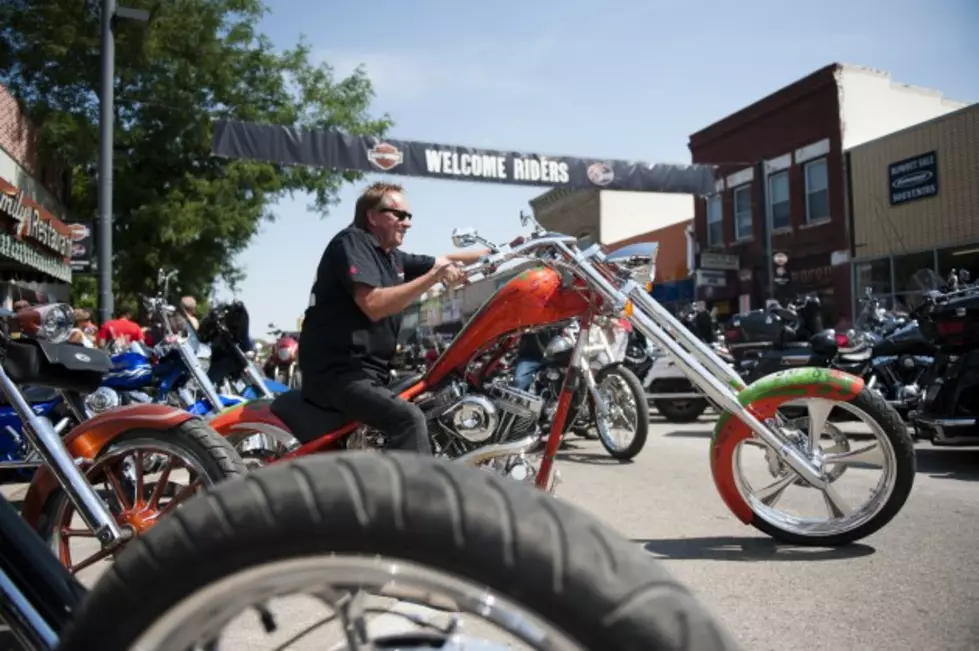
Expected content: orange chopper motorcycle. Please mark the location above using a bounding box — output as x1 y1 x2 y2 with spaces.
209 213 916 546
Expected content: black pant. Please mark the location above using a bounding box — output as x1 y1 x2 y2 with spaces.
302 372 432 454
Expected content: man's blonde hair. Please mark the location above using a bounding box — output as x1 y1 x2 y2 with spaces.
353 182 404 230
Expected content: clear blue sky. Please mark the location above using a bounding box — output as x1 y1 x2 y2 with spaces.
213 0 979 337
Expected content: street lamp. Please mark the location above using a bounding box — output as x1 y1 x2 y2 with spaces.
97 0 150 324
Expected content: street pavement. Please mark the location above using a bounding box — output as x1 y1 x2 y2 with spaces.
5 411 979 650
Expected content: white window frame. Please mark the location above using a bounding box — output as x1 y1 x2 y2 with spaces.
767 170 791 231
706 194 723 246
804 157 829 224
733 184 752 241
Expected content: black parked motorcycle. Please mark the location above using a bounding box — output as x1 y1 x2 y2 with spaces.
907 270 979 445
197 300 280 399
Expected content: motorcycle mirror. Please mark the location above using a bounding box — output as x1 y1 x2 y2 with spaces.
959 269 971 284
451 227 478 249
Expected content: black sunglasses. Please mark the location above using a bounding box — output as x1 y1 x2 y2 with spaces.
378 207 413 221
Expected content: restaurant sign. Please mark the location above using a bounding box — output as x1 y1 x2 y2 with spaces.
0 181 73 281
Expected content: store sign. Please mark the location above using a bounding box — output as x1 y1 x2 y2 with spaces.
700 252 739 271
889 151 938 206
790 265 833 286
695 269 727 288
0 188 73 259
65 221 94 272
0 233 72 283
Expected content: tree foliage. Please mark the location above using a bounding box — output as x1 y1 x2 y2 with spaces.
0 0 390 306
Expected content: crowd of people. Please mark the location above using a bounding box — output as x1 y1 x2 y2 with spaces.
11 295 201 350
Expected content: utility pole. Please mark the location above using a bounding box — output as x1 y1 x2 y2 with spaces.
97 0 149 324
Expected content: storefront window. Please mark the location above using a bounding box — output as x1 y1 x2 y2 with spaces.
937 244 979 284
854 258 892 297
893 251 936 292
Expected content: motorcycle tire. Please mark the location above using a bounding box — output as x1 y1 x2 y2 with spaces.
56 452 740 651
589 365 650 460
718 387 916 546
37 418 246 566
653 392 708 424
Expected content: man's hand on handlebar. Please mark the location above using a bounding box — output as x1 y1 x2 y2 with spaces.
433 259 467 288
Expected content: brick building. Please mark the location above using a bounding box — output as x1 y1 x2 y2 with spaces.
849 103 979 313
688 63 967 323
0 84 78 303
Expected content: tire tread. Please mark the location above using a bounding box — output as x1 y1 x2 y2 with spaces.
58 453 741 651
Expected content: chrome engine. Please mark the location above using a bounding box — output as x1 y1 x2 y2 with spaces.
343 379 554 487
429 380 545 457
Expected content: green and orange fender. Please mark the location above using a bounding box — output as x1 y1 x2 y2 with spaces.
709 367 865 524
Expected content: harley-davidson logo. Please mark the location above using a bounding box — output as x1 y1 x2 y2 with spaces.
587 162 614 187
368 143 404 171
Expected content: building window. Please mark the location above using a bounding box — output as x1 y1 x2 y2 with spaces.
892 250 937 312
937 245 979 285
854 258 893 305
733 184 752 240
706 195 723 246
768 171 790 230
804 158 829 223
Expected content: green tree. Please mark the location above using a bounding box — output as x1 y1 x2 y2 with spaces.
0 0 390 307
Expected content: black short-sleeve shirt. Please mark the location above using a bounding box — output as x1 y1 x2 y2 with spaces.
299 225 436 381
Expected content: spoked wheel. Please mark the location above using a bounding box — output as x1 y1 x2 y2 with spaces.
715 387 915 546
589 366 650 460
57 453 739 651
38 421 245 583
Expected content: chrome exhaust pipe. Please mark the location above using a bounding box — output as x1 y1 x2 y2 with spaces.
455 435 539 465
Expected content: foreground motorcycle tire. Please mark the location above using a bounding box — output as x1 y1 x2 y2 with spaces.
589 365 650 460
57 453 740 651
37 419 246 565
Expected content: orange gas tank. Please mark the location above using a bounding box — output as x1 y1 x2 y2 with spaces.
427 266 591 382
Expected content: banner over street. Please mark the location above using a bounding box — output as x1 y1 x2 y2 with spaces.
212 120 718 196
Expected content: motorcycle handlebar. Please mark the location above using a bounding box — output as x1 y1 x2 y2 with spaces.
438 234 579 289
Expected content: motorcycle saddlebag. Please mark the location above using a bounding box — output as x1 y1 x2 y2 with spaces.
2 340 112 393
727 310 786 346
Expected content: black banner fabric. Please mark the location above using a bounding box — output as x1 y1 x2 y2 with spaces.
212 120 719 196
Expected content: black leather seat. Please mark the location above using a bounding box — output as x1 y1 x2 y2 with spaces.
270 373 424 444
0 385 61 406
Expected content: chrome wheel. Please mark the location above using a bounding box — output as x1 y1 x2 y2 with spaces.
594 372 639 453
130 555 584 650
49 440 211 582
733 398 900 539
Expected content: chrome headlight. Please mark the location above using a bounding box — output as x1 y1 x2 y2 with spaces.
17 303 75 343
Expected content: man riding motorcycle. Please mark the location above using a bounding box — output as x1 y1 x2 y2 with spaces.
298 182 494 454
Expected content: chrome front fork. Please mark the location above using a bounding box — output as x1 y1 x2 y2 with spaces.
0 370 125 545
178 342 225 413
568 245 826 487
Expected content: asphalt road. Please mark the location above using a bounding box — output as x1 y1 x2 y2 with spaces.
558 414 979 651
6 412 979 650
